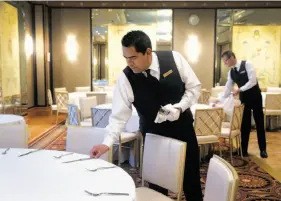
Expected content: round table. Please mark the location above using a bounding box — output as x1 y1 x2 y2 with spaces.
0 148 136 201
0 114 25 125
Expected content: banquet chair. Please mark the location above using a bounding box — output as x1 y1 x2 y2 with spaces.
199 89 211 104
91 107 139 166
55 91 69 124
67 104 92 127
66 126 113 162
194 107 224 159
204 155 239 201
136 133 186 201
47 89 57 115
264 93 281 130
0 123 28 148
220 104 244 164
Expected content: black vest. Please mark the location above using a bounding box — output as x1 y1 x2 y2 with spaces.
230 60 261 104
123 51 194 141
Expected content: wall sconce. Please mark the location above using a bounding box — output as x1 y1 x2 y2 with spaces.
66 34 78 62
185 34 201 63
25 34 33 57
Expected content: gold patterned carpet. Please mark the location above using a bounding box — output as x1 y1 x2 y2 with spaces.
40 128 281 201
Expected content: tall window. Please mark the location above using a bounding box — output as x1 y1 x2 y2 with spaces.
91 9 173 87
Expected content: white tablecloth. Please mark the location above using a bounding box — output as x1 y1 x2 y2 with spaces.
0 114 25 125
0 115 28 148
0 148 136 201
93 104 139 132
69 92 112 109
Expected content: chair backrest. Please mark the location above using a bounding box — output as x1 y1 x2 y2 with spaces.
91 107 112 128
67 104 81 126
194 107 224 137
66 126 112 162
54 87 67 92
79 96 97 119
0 124 28 148
204 155 239 201
47 89 53 106
55 91 69 111
265 93 281 110
199 89 211 104
86 92 106 105
142 133 186 201
75 86 91 92
230 104 244 132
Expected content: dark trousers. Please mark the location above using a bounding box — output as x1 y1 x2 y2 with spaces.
143 116 203 201
241 95 267 153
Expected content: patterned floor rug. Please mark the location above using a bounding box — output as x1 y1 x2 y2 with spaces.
45 129 281 201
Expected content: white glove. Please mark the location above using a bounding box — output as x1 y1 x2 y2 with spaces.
162 104 180 122
154 111 167 123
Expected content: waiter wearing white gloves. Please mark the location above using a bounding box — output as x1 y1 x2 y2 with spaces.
90 30 203 201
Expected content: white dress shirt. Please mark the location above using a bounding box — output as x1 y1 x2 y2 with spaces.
103 51 201 147
220 60 257 102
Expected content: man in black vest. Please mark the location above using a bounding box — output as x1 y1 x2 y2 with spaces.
220 50 268 158
90 30 203 201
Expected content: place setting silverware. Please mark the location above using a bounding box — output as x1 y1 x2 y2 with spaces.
1 148 10 155
85 166 117 172
84 190 129 197
62 157 95 163
18 149 41 157
53 152 74 159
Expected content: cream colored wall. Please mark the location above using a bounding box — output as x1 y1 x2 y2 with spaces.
52 9 91 92
232 25 281 88
0 2 21 97
173 9 216 90
107 24 157 85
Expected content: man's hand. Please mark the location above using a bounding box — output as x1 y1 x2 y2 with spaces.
90 144 109 158
163 104 180 122
233 88 240 96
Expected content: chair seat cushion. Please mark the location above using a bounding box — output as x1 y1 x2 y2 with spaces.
264 109 281 115
120 132 139 143
51 105 57 110
80 121 92 127
197 135 219 144
221 128 240 138
83 118 92 122
136 187 174 201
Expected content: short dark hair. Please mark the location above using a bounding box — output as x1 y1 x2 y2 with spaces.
221 50 236 59
121 30 152 55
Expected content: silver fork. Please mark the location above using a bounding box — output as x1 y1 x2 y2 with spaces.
2 148 10 155
86 166 117 172
53 152 73 159
84 190 129 196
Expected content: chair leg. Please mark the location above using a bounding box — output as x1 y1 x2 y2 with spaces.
56 111 59 124
229 138 233 164
238 135 243 159
235 136 239 154
118 143 122 166
218 142 222 157
133 139 138 168
139 138 144 177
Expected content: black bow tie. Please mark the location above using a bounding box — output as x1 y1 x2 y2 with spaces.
234 67 238 73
